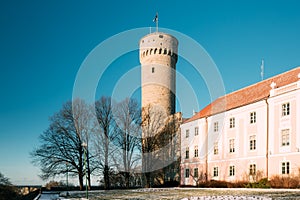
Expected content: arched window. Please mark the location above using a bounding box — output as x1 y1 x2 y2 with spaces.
159 48 162 54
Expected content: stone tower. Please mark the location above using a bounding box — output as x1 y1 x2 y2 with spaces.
139 32 178 115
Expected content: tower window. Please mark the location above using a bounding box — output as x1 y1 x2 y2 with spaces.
152 67 155 73
159 35 163 38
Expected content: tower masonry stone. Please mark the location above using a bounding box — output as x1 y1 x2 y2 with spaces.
140 32 178 116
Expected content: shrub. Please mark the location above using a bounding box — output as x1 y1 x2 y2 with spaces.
269 175 299 188
245 178 270 188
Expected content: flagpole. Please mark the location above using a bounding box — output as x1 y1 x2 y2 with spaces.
261 59 264 81
156 12 158 32
153 12 158 33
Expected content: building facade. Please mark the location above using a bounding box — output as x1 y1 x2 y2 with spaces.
180 67 300 185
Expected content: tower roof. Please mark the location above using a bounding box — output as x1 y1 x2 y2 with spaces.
183 66 300 123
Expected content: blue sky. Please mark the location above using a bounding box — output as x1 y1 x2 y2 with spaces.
0 0 300 185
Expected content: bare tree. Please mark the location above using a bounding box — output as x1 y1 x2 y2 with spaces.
94 96 116 190
113 98 141 188
141 105 167 188
31 99 93 190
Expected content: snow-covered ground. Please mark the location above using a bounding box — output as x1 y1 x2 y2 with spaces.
39 188 300 200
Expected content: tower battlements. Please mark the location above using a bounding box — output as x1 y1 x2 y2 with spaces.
140 32 178 66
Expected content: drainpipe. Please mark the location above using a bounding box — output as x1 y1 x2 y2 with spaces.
265 99 269 180
205 117 208 182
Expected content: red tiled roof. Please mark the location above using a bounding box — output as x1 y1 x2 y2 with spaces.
184 66 300 123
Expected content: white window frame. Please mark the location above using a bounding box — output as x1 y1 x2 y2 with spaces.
229 117 235 128
281 161 290 174
249 135 256 150
186 129 189 138
194 168 199 178
229 165 235 176
214 122 219 132
249 164 256 175
213 167 219 177
282 102 290 117
195 127 199 136
185 168 190 178
250 112 256 124
229 139 235 153
281 129 290 146
185 147 189 159
194 145 198 157
213 142 219 155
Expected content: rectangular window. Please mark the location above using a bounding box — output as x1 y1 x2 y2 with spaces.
229 165 235 176
194 168 199 178
195 127 199 136
185 147 189 159
213 167 219 177
151 67 155 73
185 168 190 178
249 164 256 175
229 117 235 128
281 129 290 146
250 112 256 124
214 142 219 155
229 139 235 153
282 162 290 174
194 146 198 157
186 129 189 138
282 103 290 116
214 122 219 132
250 135 256 150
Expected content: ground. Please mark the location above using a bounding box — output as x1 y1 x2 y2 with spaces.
59 188 300 200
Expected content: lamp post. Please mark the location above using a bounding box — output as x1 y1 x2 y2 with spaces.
66 162 69 196
82 142 88 199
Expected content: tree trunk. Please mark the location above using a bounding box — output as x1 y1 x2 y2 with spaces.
145 172 151 188
125 172 130 188
103 165 110 190
78 172 84 191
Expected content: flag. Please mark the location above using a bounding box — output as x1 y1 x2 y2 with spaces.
153 13 158 23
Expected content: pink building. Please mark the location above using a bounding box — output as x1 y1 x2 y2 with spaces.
180 67 300 185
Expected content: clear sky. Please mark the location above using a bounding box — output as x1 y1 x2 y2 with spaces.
0 0 300 185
